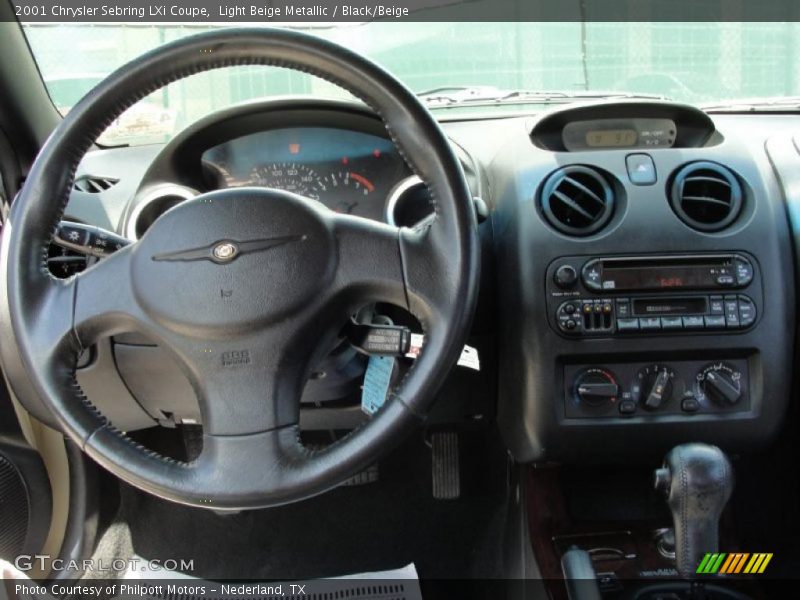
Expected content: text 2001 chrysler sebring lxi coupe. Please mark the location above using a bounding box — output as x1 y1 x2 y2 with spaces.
0 11 798 600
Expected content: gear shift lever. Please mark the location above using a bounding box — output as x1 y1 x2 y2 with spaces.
654 444 734 578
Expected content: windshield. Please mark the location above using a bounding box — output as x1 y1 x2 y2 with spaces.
23 22 800 146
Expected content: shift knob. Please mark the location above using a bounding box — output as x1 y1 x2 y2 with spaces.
654 444 734 577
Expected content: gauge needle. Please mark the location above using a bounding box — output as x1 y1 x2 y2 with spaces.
336 201 359 213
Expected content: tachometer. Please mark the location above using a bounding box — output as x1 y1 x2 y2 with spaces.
250 162 324 200
323 170 375 214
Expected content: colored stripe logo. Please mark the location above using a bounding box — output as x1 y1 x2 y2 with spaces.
697 552 773 574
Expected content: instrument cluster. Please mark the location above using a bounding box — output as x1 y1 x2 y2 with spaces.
201 126 429 224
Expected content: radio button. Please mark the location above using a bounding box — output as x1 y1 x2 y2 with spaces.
735 257 754 286
639 317 662 331
704 315 727 329
616 299 631 318
581 261 602 290
554 264 578 288
616 318 640 332
660 316 683 330
724 295 740 328
682 316 705 329
709 296 725 315
738 296 756 328
716 274 736 286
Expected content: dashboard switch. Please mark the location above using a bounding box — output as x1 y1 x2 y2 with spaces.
737 295 757 328
616 318 639 332
724 296 740 328
682 316 705 329
704 315 726 329
615 299 631 318
660 316 683 330
625 153 657 185
639 317 661 331
681 394 700 413
734 257 754 286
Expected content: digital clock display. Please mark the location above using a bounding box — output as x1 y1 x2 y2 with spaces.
562 118 676 151
585 129 638 147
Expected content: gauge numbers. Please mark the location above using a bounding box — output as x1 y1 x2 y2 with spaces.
250 162 325 200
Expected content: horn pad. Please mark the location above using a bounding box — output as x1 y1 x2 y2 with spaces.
130 188 335 336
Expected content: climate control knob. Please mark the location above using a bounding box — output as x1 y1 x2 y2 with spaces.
632 364 677 410
574 367 620 407
695 363 743 406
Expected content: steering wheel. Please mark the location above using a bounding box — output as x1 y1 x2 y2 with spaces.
0 29 479 509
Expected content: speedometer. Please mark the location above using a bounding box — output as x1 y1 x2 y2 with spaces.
250 162 324 200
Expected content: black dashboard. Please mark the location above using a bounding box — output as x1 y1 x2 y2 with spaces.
55 97 800 466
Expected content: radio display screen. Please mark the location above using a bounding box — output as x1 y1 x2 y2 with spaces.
599 257 734 291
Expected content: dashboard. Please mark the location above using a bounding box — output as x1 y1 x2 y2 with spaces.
50 97 800 467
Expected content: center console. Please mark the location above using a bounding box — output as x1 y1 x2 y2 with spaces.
492 100 795 464
542 252 762 422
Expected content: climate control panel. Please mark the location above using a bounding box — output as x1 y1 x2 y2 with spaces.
564 359 750 419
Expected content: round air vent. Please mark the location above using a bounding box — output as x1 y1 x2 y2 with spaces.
670 162 743 232
539 166 615 236
386 176 434 227
126 185 196 239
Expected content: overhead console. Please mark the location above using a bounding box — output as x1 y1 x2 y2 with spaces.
493 100 794 464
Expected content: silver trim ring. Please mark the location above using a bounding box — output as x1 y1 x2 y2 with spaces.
384 175 426 227
125 184 198 240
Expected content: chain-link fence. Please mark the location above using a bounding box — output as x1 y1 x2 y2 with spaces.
22 22 800 145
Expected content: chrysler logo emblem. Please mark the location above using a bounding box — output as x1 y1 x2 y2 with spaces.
212 242 238 262
152 235 306 264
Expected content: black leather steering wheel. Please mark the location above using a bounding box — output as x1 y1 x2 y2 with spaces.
0 29 479 509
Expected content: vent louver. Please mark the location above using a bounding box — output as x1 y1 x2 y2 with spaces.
73 175 118 194
539 166 615 236
670 162 743 232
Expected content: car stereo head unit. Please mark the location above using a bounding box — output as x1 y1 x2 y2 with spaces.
546 253 760 337
581 254 753 292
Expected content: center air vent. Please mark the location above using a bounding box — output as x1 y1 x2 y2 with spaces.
670 162 743 232
539 166 615 236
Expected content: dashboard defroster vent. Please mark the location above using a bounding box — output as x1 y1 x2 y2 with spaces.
73 175 118 194
539 166 615 236
670 162 743 232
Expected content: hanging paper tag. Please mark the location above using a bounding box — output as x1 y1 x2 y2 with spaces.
404 333 480 371
361 355 396 415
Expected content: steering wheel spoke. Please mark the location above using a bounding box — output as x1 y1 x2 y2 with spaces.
331 214 407 307
72 245 143 343
173 330 304 436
